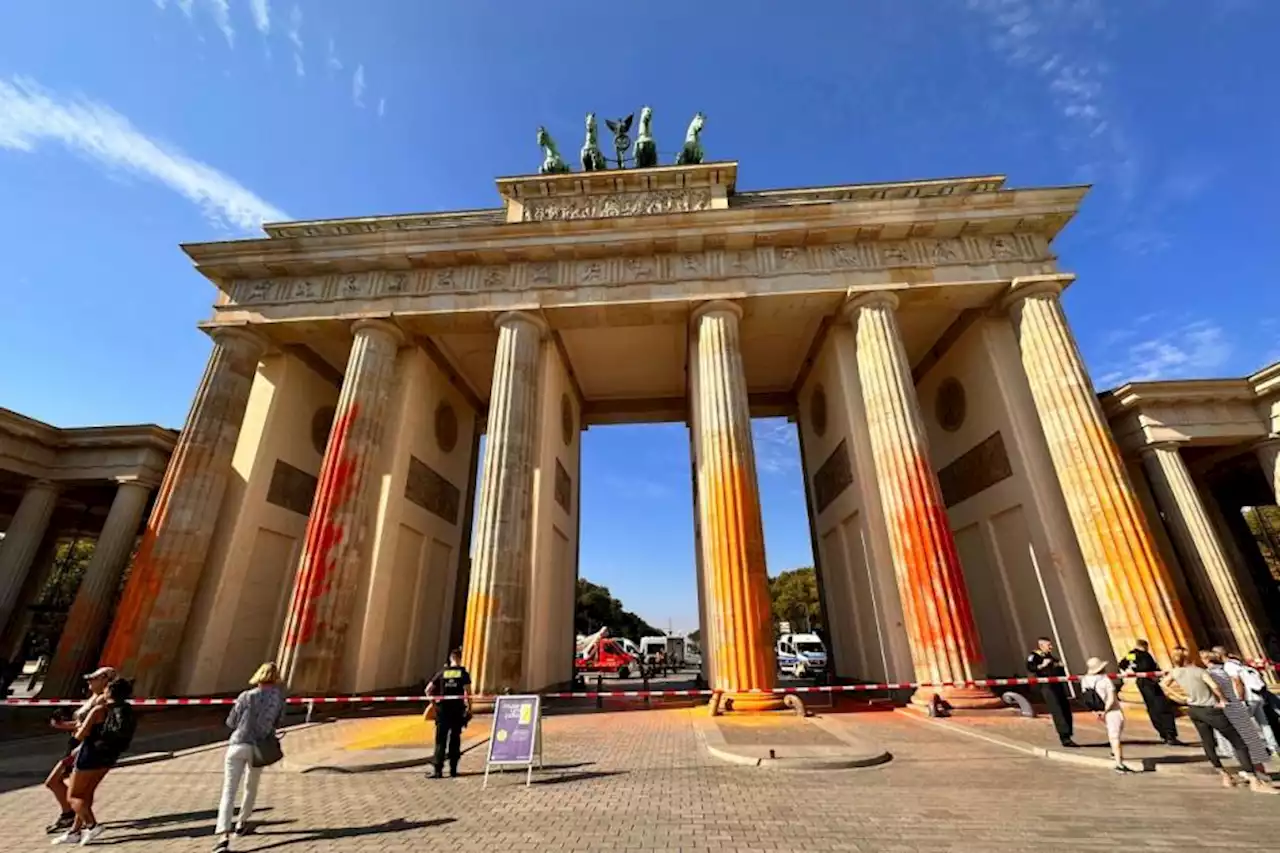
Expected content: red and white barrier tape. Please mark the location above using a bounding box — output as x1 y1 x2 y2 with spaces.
0 671 1191 708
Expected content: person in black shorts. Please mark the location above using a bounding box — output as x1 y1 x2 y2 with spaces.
52 678 136 846
425 649 472 779
45 666 114 835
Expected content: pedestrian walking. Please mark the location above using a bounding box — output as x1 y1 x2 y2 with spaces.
425 649 472 779
1161 646 1276 793
214 662 287 851
44 666 114 836
1117 639 1183 745
1027 637 1077 747
1219 648 1279 756
52 678 137 845
1079 657 1134 774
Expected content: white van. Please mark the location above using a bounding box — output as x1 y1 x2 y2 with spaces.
776 633 827 677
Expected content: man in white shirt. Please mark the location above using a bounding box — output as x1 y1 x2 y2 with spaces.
1219 647 1278 756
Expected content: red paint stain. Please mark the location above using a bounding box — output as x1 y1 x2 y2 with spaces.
99 495 169 668
283 402 361 651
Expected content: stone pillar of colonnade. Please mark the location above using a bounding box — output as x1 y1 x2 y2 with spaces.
844 292 1000 709
99 326 268 697
0 479 61 635
462 311 547 701
277 319 405 694
689 300 782 712
1003 275 1195 670
1140 442 1266 664
41 479 154 698
1257 437 1280 503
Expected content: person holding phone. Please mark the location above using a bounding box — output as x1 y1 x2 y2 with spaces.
43 666 114 836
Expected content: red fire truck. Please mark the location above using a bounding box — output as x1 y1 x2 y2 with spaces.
574 627 638 678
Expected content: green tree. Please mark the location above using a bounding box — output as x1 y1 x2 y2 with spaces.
769 567 820 633
574 578 661 641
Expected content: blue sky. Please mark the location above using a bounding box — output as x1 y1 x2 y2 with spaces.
2 1 1278 632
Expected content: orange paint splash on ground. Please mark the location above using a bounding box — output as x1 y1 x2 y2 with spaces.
282 402 361 652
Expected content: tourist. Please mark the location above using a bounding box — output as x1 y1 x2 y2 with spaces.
44 665 115 835
1027 637 1077 747
1117 639 1183 745
52 678 137 845
1080 657 1133 774
425 648 472 779
1161 647 1276 793
214 662 287 850
1202 649 1272 770
1219 648 1279 756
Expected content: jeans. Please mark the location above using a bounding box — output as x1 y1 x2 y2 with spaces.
1186 706 1253 774
216 743 261 835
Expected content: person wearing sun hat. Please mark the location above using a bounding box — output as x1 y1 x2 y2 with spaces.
43 666 116 834
1079 656 1134 774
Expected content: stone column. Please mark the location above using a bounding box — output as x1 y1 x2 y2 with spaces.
1141 443 1266 661
1004 276 1194 665
845 293 999 708
1256 437 1280 503
42 479 153 697
0 480 60 635
99 326 267 696
278 319 405 694
690 301 782 712
462 312 546 698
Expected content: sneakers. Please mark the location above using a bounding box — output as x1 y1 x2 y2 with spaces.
79 825 105 845
1249 779 1280 795
45 813 75 834
1113 764 1135 774
1061 740 1080 748
50 831 80 846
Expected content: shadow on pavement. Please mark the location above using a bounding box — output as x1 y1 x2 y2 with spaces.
97 819 298 844
245 817 454 850
533 770 627 785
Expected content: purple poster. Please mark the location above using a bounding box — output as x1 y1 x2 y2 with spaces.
487 695 540 764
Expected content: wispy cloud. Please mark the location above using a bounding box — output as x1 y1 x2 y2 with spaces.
0 76 287 232
1093 316 1233 388
377 97 386 119
753 418 800 475
326 37 342 73
206 0 234 46
287 4 304 77
249 0 270 35
352 64 366 108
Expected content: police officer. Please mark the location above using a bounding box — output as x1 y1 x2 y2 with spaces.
425 649 472 779
1118 638 1183 746
1027 637 1078 748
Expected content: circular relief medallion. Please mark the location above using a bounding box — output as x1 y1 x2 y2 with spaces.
435 402 459 454
936 377 967 433
561 393 575 447
310 406 336 455
810 385 828 437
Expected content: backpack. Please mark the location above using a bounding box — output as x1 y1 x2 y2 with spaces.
1079 682 1105 712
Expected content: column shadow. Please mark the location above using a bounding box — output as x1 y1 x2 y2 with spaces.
245 817 455 850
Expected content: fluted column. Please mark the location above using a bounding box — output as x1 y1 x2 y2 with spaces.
0 480 60 635
690 301 781 712
462 311 546 697
1004 276 1194 665
99 326 267 696
1256 437 1280 503
278 319 405 693
1141 442 1265 661
42 480 153 697
846 292 999 708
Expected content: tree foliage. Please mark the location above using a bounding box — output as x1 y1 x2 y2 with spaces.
575 578 661 641
769 567 821 633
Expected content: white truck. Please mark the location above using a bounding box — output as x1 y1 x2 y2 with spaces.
776 632 828 677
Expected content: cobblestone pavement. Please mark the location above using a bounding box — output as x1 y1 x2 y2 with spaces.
2 707 1277 852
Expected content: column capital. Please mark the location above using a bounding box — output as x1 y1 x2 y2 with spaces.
1139 440 1188 457
27 478 61 494
350 317 407 348
206 324 270 354
111 475 159 492
1253 434 1280 451
689 299 743 325
842 290 900 319
493 310 550 339
1001 274 1077 312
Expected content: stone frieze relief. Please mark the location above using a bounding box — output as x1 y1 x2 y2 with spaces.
521 188 714 222
230 233 1049 306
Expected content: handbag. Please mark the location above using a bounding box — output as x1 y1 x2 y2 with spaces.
251 733 283 768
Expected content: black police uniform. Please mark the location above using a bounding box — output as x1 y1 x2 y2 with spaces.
1118 647 1179 743
1027 649 1074 745
427 663 471 777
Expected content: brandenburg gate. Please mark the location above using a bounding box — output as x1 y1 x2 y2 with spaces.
90 137 1280 707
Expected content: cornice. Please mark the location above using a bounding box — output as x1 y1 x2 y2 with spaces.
1102 378 1258 413
1250 359 1280 397
0 407 178 452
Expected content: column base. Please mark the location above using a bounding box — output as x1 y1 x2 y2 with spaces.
910 685 1004 710
724 691 786 713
